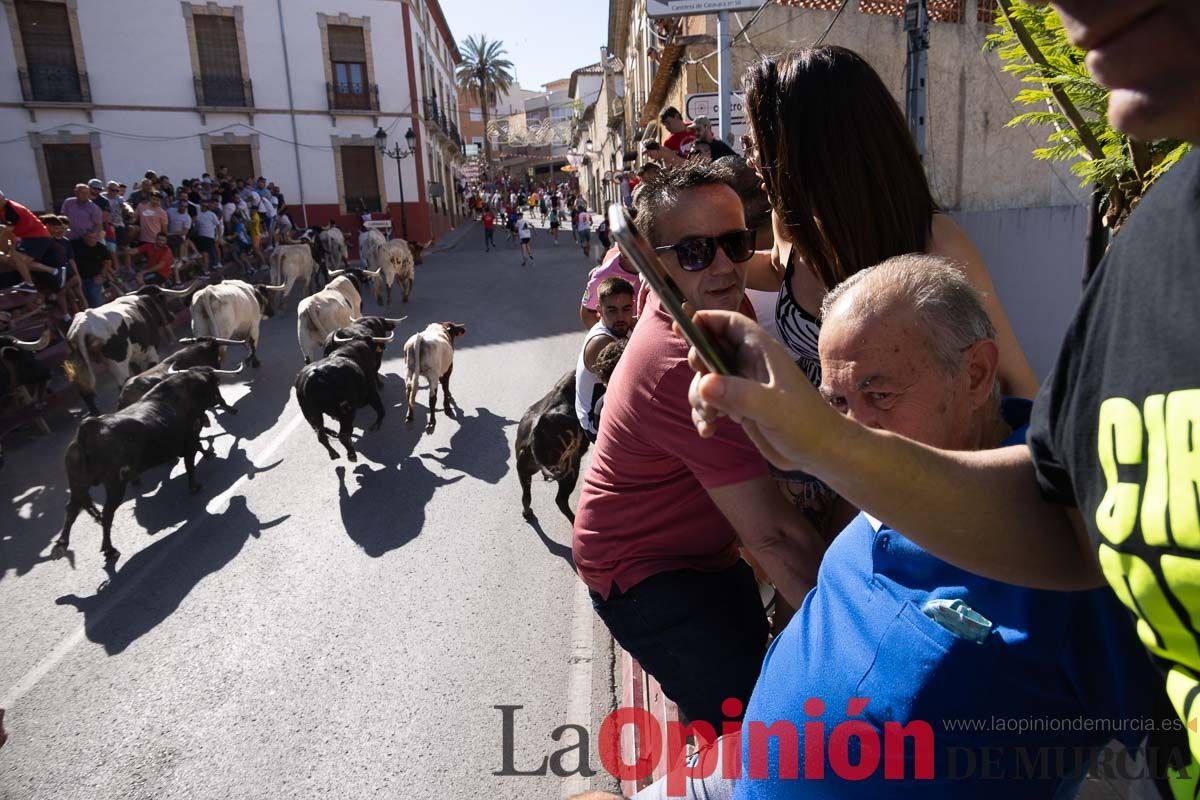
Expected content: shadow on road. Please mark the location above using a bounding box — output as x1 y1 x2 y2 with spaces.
420 406 516 484
132 436 283 537
55 496 288 655
335 458 462 557
523 516 575 572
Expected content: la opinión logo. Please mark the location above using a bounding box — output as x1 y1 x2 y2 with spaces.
495 697 935 794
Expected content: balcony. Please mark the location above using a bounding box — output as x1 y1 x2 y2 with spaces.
194 75 254 109
328 81 380 113
423 96 463 156
18 65 90 104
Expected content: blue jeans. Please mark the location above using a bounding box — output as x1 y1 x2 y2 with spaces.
82 277 104 308
484 228 495 249
591 559 768 728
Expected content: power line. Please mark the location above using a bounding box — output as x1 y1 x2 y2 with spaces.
812 0 851 46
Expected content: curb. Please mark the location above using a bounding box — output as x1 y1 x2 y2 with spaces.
429 220 478 254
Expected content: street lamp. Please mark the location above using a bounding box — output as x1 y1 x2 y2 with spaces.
375 126 417 240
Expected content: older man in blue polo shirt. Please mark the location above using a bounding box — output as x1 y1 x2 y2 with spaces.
610 255 1164 800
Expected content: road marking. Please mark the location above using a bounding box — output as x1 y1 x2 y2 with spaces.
1 412 306 710
562 576 594 797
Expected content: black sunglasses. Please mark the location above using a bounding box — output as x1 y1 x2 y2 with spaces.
654 229 756 272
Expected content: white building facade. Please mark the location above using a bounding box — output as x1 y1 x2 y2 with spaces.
0 0 466 245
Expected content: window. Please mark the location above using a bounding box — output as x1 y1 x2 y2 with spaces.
340 145 381 213
193 14 248 106
329 24 371 110
43 143 95 211
977 0 998 23
211 144 254 181
15 0 82 102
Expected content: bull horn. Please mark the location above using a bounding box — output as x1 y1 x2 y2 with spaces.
328 269 346 278
383 316 408 325
332 331 354 344
178 337 198 344
362 269 381 278
371 332 394 344
167 363 188 374
262 282 287 292
212 337 247 346
158 282 198 296
210 362 245 376
10 328 52 351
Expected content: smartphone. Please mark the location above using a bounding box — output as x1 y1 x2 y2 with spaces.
607 203 733 376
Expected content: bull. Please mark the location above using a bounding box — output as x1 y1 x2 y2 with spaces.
117 337 246 409
268 243 320 307
358 228 386 273
515 370 589 523
64 284 196 415
0 328 53 442
373 239 429 306
54 366 233 562
403 322 466 433
294 330 392 462
319 226 347 279
191 279 284 368
296 271 376 364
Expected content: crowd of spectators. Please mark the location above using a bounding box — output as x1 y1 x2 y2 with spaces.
567 1 1200 796
0 166 297 333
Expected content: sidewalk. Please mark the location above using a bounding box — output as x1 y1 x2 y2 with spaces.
428 218 478 254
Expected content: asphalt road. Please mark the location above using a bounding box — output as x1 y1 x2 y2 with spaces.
0 219 621 799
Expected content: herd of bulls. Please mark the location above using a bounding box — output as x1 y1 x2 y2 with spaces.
11 226 466 564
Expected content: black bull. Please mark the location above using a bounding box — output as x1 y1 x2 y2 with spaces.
1 329 52 403
117 336 245 409
55 367 232 562
294 333 391 463
515 370 589 523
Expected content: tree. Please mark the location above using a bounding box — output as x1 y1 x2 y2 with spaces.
986 1 1189 236
455 35 515 177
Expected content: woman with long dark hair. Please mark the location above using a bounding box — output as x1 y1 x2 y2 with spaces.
742 45 1038 400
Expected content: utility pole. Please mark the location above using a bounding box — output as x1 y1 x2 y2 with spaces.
904 0 928 160
717 10 733 144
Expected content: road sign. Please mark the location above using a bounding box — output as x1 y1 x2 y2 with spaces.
685 92 746 125
647 0 760 17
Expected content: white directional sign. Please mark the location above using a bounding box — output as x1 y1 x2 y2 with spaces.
646 0 761 17
685 91 746 125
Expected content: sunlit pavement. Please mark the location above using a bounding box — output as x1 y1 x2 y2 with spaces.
0 220 619 799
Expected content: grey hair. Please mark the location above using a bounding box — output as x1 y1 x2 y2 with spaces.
821 254 999 396
632 160 739 246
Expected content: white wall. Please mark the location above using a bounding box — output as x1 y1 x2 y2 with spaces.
0 0 449 214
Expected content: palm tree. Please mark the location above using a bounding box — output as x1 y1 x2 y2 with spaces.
455 35 514 177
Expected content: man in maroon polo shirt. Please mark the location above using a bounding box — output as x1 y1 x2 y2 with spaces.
572 162 824 728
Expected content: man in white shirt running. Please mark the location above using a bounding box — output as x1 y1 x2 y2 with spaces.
515 211 534 266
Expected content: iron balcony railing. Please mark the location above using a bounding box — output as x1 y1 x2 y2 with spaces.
328 81 380 112
194 75 254 108
424 96 464 150
18 65 90 104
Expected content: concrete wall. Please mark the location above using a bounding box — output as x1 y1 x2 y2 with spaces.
686 1 1087 213
951 204 1088 379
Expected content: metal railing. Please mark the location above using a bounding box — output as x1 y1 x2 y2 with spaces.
18 65 90 104
194 75 254 108
327 81 379 112
424 96 464 151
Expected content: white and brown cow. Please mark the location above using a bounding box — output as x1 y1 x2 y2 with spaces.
373 239 431 305
403 321 466 433
191 278 284 368
269 243 320 308
295 271 375 364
